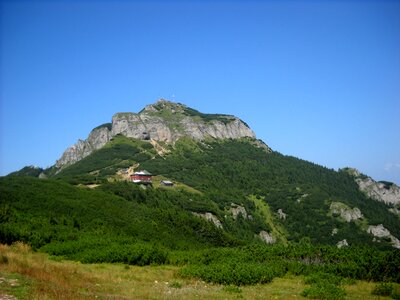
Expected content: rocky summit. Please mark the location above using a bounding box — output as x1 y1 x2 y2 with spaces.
56 99 257 169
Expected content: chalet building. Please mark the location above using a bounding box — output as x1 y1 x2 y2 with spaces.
160 180 174 187
130 170 152 184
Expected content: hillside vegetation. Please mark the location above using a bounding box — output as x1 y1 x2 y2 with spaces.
0 176 239 255
140 138 399 248
2 125 400 298
6 135 399 249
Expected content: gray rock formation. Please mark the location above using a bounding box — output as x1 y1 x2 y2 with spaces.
344 168 400 206
193 212 223 229
258 231 276 244
330 201 363 222
356 177 400 206
277 209 287 220
230 203 249 220
389 207 400 216
56 99 260 169
367 224 400 249
56 126 111 168
336 239 349 248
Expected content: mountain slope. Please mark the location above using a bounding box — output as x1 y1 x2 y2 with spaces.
49 135 400 249
0 176 240 258
4 99 400 251
139 138 400 248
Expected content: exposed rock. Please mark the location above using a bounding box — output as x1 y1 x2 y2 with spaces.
344 168 400 206
150 139 170 156
250 139 272 153
356 177 400 206
389 207 400 216
330 202 363 222
55 126 111 168
367 224 391 238
296 194 309 203
38 173 48 179
55 139 92 168
111 113 147 140
336 239 349 248
367 224 400 249
277 209 286 220
258 231 276 244
230 203 248 220
193 212 223 229
56 99 259 169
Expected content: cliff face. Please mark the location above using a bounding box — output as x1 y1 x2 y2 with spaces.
356 177 400 206
56 99 260 169
56 126 111 168
343 168 400 206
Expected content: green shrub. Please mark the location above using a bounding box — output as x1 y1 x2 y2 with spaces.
42 238 168 266
371 282 393 296
392 290 400 300
302 282 346 300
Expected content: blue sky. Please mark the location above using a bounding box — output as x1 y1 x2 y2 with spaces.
1 0 399 184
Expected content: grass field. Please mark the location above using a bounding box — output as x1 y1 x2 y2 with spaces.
0 243 395 300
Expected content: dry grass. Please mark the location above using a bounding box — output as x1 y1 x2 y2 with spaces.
0 242 96 299
0 243 396 300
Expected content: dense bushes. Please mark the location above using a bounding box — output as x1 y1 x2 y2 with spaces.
33 136 400 249
173 244 400 285
0 177 238 253
302 282 346 300
372 282 394 296
42 237 168 265
179 261 286 285
141 138 400 247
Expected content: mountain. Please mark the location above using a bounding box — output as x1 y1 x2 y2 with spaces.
3 99 400 253
55 99 261 170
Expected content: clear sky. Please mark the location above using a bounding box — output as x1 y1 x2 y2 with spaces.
1 0 399 184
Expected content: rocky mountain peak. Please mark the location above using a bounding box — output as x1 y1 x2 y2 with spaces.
55 99 261 169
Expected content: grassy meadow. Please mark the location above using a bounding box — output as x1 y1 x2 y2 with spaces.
0 243 398 300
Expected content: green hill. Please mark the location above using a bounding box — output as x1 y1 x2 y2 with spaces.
5 134 398 250
0 176 241 262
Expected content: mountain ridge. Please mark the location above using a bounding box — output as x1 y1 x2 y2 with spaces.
56 99 260 169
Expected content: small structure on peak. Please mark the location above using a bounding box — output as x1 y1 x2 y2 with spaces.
130 170 153 184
